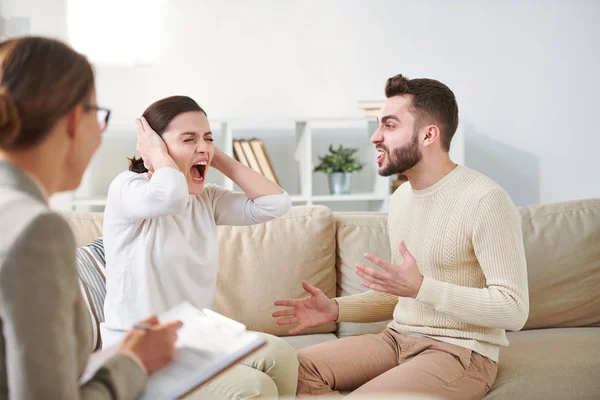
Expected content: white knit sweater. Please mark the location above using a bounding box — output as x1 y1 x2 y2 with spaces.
335 165 529 362
100 167 291 346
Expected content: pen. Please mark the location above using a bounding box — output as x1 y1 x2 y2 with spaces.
133 322 154 331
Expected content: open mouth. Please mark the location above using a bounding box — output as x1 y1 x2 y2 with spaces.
190 161 208 183
376 149 386 165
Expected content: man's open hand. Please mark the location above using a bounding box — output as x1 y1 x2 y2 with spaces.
355 240 424 298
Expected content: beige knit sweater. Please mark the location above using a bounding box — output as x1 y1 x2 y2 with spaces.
335 165 529 362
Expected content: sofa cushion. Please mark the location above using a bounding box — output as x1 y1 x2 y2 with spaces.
519 199 600 330
75 237 106 351
213 205 337 336
485 327 600 399
335 212 392 337
62 211 104 247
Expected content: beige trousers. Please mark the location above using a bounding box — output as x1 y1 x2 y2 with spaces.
185 332 299 399
297 327 497 399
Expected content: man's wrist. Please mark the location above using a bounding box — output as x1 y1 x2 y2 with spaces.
330 298 340 322
411 274 424 298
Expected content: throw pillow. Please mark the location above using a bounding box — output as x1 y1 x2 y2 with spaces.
75 237 106 351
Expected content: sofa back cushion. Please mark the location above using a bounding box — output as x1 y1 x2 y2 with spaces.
334 198 600 333
61 207 337 337
335 212 392 337
62 211 104 247
520 198 600 330
62 197 600 338
213 205 338 335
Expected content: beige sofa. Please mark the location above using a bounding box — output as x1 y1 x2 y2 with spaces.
63 198 600 399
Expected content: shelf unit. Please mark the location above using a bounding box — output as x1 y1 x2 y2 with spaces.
209 117 391 211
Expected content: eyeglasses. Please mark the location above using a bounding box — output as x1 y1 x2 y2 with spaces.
83 103 111 132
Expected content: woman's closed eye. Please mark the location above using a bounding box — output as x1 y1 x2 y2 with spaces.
184 136 213 143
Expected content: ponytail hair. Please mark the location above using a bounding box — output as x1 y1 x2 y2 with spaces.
0 86 21 148
127 156 148 173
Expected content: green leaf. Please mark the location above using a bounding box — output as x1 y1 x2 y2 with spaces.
313 143 364 174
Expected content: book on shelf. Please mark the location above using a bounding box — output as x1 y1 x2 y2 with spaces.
233 138 279 185
249 139 279 185
232 139 250 168
363 109 380 118
238 139 263 174
80 302 266 399
357 100 384 110
358 100 384 118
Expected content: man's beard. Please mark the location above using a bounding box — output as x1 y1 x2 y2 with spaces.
378 130 422 177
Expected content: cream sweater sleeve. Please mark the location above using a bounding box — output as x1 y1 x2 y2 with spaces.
415 188 530 331
334 290 397 323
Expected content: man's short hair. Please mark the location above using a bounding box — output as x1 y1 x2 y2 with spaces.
385 74 459 151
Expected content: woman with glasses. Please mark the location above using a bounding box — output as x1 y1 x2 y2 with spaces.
0 36 183 399
84 103 112 131
99 95 299 399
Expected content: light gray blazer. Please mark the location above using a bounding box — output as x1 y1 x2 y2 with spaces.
0 161 147 399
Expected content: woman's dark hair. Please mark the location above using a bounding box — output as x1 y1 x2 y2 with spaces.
0 36 95 150
129 95 207 173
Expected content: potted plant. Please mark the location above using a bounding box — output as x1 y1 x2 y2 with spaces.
313 144 364 195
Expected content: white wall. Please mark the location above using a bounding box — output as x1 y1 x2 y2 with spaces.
1 0 74 209
4 0 600 207
1 0 67 40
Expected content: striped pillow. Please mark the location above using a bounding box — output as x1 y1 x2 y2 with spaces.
75 237 106 351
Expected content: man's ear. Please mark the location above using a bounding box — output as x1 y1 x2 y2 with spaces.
423 125 441 147
66 105 83 141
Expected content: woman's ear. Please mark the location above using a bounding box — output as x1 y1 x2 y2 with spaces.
66 104 84 141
